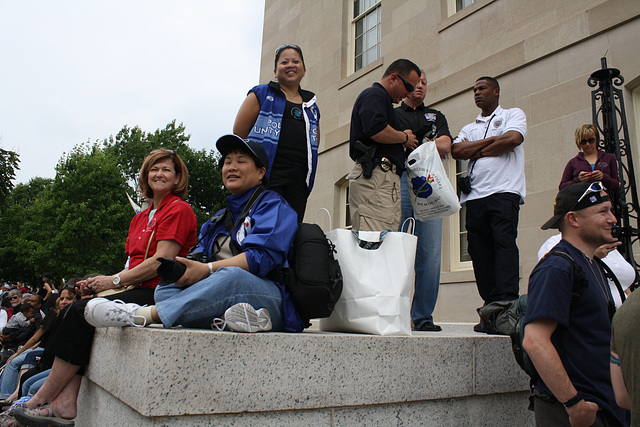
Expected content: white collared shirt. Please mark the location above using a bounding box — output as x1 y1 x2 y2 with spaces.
453 105 527 203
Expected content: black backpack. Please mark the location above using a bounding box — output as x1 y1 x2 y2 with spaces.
510 250 589 380
269 223 343 327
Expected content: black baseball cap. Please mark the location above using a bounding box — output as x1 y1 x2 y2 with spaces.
541 181 610 230
216 134 269 172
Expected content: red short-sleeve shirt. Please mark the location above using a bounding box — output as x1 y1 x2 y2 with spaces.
125 193 197 288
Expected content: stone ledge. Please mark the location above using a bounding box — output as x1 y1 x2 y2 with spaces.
79 323 531 421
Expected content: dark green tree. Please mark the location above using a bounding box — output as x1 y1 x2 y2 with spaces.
0 177 53 284
18 144 132 280
0 147 20 207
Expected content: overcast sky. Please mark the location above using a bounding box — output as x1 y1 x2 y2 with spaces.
0 0 266 184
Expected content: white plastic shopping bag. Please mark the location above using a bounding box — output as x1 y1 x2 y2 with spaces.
319 227 417 335
405 140 460 221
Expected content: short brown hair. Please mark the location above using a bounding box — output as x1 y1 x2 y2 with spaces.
574 124 600 150
138 149 190 199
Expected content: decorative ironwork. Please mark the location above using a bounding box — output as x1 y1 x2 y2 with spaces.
589 57 639 288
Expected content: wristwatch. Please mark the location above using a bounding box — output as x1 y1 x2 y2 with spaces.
563 393 583 408
112 275 121 288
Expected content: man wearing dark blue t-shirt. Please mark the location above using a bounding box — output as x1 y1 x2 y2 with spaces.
523 182 625 426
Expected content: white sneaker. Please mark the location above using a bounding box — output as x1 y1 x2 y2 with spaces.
223 303 272 333
84 298 146 328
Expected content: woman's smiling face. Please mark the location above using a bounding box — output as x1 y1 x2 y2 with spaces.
274 48 306 86
222 150 265 195
147 159 179 198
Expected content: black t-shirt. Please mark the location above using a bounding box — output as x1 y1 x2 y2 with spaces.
349 82 404 170
270 100 308 181
394 102 452 157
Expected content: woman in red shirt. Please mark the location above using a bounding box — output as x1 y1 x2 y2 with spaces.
11 149 197 426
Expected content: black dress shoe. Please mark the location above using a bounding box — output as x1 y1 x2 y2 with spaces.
415 321 442 332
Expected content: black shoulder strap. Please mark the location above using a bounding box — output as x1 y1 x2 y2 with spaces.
594 257 626 304
546 250 588 306
188 209 229 253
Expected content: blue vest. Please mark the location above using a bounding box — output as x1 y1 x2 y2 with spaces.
248 82 320 192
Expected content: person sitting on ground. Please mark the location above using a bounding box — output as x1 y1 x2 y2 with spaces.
10 148 197 427
85 134 305 333
1 295 43 354
0 308 7 333
0 283 78 405
4 291 22 320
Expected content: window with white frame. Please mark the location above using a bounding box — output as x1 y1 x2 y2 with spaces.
454 159 472 264
353 0 381 73
340 181 352 229
450 0 478 13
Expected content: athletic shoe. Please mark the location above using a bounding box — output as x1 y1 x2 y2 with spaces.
223 303 272 333
84 298 145 328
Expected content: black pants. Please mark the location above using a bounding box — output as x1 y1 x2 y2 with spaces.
465 192 520 304
267 174 309 223
45 288 155 369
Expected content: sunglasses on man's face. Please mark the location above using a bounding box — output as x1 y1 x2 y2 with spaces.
396 74 415 92
580 137 596 145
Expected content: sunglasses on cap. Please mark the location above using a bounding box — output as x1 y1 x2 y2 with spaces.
275 44 301 54
395 73 415 92
569 181 606 211
150 148 175 155
580 137 596 145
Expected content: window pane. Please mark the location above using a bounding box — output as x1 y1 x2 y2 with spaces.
456 159 469 177
456 0 476 12
355 19 363 37
460 233 471 262
460 204 470 261
355 55 363 71
366 11 376 30
365 47 377 65
354 0 360 17
366 28 377 49
345 186 351 228
355 35 363 56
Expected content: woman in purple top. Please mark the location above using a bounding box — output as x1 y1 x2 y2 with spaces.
559 124 619 193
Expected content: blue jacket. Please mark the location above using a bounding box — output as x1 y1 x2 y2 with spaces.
248 81 320 192
194 185 304 331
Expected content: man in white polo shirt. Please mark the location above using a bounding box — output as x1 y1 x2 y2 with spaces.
451 76 527 333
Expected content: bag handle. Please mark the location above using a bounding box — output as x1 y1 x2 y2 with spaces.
401 217 415 235
316 208 332 230
351 229 388 250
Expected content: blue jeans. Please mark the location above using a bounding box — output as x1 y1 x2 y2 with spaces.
22 369 50 397
400 172 442 327
154 267 285 331
0 348 43 399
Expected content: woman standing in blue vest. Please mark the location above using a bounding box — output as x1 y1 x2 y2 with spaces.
234 44 320 222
